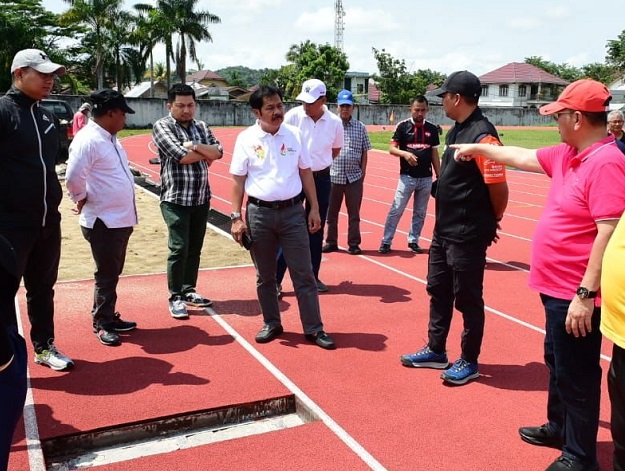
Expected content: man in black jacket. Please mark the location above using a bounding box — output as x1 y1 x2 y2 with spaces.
0 49 73 371
400 71 509 385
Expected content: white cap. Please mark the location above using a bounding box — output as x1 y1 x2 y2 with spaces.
79 103 92 112
296 79 326 103
11 49 66 75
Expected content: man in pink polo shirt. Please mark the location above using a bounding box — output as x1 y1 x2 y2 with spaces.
451 79 625 471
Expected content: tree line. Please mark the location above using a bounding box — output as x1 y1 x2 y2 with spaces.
3 1 625 104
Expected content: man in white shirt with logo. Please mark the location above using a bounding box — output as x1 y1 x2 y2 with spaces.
230 85 335 350
65 89 138 346
276 79 343 293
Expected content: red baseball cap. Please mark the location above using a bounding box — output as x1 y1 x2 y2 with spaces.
539 79 611 115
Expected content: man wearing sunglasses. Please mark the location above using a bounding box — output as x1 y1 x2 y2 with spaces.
451 79 625 471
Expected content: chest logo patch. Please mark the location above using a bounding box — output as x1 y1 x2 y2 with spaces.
253 144 265 160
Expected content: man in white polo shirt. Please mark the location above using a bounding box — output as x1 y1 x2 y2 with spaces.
230 85 335 350
276 79 343 293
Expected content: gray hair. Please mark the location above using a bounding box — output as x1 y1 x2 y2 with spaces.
607 110 624 122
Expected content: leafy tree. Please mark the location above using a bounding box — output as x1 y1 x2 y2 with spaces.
218 66 273 88
524 56 581 82
581 62 617 85
371 48 443 104
282 40 349 101
60 0 125 89
606 31 625 71
0 1 76 92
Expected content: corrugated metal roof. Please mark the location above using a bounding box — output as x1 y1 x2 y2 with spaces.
479 62 569 86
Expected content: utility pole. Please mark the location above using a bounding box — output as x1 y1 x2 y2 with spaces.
334 0 345 51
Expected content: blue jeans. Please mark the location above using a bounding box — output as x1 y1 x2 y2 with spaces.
381 174 431 246
541 294 602 468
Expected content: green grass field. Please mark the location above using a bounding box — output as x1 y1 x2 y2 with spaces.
368 128 561 152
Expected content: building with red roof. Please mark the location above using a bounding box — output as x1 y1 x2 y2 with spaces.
478 62 569 108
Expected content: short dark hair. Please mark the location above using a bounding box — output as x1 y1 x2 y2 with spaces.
581 111 608 127
168 84 196 103
249 85 282 110
412 95 428 106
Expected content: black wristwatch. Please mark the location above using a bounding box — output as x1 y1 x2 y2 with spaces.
576 286 597 299
230 212 242 221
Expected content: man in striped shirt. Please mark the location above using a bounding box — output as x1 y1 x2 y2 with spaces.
153 84 224 319
322 89 371 255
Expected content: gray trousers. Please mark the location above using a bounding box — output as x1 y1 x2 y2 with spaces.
246 202 323 335
325 177 364 248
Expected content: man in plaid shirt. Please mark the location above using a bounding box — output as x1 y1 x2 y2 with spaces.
152 84 223 319
322 90 371 255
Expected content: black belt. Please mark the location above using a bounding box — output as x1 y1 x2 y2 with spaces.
247 195 302 209
313 166 331 177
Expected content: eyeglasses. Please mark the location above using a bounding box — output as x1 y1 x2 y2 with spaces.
552 111 575 121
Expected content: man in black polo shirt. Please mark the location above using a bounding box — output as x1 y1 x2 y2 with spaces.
400 71 509 386
379 95 440 254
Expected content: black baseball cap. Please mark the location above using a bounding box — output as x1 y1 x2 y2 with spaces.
430 71 482 99
90 89 135 114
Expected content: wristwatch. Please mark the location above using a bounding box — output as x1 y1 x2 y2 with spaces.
217 144 224 155
230 212 242 221
576 286 597 299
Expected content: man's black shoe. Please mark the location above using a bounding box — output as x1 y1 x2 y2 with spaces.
95 328 121 346
348 246 362 255
408 242 423 253
545 455 594 471
305 331 336 350
113 312 137 332
255 324 283 343
322 244 339 253
519 424 563 449
378 243 391 254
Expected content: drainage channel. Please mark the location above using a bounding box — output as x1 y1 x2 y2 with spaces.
45 394 318 470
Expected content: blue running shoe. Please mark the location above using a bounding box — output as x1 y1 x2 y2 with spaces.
400 345 448 369
441 359 479 385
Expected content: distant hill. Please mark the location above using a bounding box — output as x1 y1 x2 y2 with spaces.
216 66 273 89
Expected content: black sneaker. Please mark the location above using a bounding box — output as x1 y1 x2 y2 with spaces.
378 243 391 254
348 246 362 255
113 312 137 332
95 328 121 346
519 424 563 449
322 243 339 253
408 242 423 253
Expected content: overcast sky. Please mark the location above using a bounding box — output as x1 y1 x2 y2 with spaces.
42 0 625 77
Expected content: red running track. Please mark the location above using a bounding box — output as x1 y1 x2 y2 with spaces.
8 127 614 470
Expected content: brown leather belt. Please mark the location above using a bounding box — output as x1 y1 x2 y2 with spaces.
247 195 302 209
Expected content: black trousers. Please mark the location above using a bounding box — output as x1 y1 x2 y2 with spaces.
0 225 61 353
610 343 625 471
0 327 27 471
426 235 488 363
81 219 133 329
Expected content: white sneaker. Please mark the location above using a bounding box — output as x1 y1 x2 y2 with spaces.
34 342 74 371
169 296 189 319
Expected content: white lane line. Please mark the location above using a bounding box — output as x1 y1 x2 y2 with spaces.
356 254 611 363
15 299 46 471
208 310 388 471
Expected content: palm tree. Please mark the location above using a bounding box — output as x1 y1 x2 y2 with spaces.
134 1 176 91
170 0 221 83
61 0 125 89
